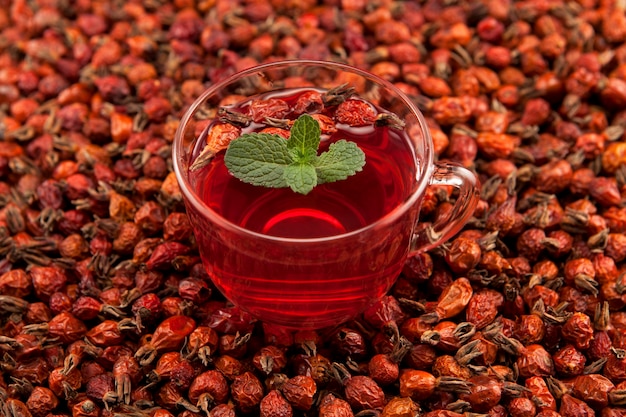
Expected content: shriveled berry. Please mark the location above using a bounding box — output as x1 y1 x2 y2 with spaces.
335 99 377 126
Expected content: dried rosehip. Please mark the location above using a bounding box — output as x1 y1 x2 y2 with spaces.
252 345 287 375
431 355 472 380
185 325 219 364
508 397 537 417
444 237 481 274
24 311 87 344
362 295 406 330
156 381 198 412
562 312 594 350
525 376 556 411
217 332 251 358
514 314 545 345
560 393 595 416
605 350 626 384
85 320 125 347
423 277 473 323
400 369 469 402
71 398 101 417
381 396 419 417
131 292 162 329
343 374 385 411
572 374 615 409
188 370 229 409
30 265 67 302
112 355 142 405
553 345 586 377
0 269 32 298
516 228 546 261
517 344 555 378
279 375 316 411
260 390 293 417
26 386 59 417
248 98 290 122
534 160 573 194
85 373 117 404
330 327 368 360
146 241 191 270
209 404 236 417
163 212 193 241
134 315 196 365
231 372 264 413
318 393 354 417
368 338 411 385
335 98 377 126
459 375 507 413
466 289 504 329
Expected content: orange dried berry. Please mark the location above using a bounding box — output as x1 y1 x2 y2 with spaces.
335 98 377 126
418 76 452 98
110 112 134 144
431 96 473 126
602 142 626 174
534 160 573 194
190 123 242 171
476 132 518 159
249 98 290 122
562 312 594 350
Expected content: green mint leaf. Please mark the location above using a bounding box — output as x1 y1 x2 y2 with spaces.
287 114 321 159
315 140 366 184
284 162 317 194
290 147 318 164
223 113 367 195
224 133 293 188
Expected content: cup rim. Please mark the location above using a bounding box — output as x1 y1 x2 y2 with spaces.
172 59 435 243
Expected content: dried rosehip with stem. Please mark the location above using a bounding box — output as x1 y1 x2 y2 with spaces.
368 336 412 385
183 326 219 365
111 355 142 405
332 362 385 411
421 277 473 324
156 381 199 413
60 340 102 376
22 311 87 345
420 321 476 353
460 374 528 413
134 315 196 365
130 292 162 331
252 345 287 375
362 294 406 335
291 343 333 387
148 351 185 385
399 369 471 402
71 296 125 321
188 370 229 413
218 332 252 358
85 373 117 410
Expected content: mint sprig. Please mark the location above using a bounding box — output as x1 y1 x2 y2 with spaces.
224 114 366 194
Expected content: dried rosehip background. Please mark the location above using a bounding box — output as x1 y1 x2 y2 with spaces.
1 0 626 416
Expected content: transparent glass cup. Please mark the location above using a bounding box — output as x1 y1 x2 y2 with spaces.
173 60 479 329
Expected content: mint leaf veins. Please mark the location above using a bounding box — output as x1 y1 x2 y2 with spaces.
224 114 366 194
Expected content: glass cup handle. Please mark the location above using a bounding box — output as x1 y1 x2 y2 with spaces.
410 162 480 254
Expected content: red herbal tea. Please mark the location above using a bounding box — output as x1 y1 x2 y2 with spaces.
187 88 417 327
